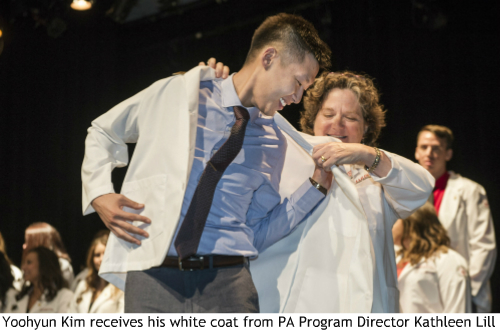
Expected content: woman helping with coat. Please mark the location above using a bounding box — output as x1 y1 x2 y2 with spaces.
250 71 434 312
69 232 124 313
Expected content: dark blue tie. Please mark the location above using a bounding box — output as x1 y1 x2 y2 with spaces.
174 106 250 260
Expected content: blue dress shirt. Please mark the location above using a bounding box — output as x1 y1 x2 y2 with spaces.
167 74 324 257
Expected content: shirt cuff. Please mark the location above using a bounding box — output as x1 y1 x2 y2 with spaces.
289 179 326 216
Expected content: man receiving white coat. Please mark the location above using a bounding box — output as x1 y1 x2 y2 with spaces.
415 125 496 312
82 14 333 312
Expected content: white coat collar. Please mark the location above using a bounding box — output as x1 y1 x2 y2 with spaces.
439 170 463 222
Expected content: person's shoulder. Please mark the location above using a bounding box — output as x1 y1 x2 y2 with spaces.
449 171 481 188
56 288 74 300
74 279 88 294
436 248 468 268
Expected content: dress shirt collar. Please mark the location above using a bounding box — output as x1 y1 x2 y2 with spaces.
221 73 262 123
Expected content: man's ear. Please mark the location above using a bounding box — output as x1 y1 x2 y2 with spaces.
445 148 453 162
261 47 278 70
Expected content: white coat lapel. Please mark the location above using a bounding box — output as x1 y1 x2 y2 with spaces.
398 260 417 282
182 66 215 184
89 286 110 313
439 172 462 227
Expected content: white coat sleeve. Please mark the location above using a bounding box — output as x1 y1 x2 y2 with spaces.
81 82 161 215
371 150 435 219
465 183 496 304
437 252 472 313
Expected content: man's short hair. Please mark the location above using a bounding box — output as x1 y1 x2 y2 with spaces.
418 125 454 149
245 13 331 71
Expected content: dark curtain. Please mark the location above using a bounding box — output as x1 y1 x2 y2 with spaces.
1 0 499 310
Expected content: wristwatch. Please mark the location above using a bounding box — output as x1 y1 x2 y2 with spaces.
309 178 327 196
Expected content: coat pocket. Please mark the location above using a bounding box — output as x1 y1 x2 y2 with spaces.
120 174 167 244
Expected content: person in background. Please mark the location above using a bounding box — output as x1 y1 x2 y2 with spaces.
23 222 74 287
415 125 496 312
71 229 110 292
0 252 17 312
393 202 472 313
3 247 73 313
0 231 22 291
70 232 123 313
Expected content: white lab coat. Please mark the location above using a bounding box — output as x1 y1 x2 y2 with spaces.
1 288 18 312
10 265 23 291
397 248 472 313
82 66 218 290
3 288 73 313
69 281 124 313
438 171 496 312
250 121 435 313
59 258 74 288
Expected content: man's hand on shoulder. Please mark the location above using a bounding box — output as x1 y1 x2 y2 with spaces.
199 57 230 79
91 193 151 245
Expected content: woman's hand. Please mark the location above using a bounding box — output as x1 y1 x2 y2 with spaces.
199 58 230 78
312 142 391 177
313 142 372 169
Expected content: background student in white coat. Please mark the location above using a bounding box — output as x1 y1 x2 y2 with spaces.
394 202 472 313
415 125 496 312
0 232 22 291
0 252 17 312
3 247 73 313
70 231 124 313
23 222 75 287
251 71 434 313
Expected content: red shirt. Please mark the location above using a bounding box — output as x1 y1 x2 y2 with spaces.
397 261 409 278
433 171 450 215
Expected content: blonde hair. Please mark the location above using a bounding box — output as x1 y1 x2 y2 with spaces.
76 231 119 304
398 202 450 265
0 232 12 265
300 71 386 146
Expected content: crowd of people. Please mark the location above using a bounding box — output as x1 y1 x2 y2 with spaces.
0 227 123 313
0 12 496 314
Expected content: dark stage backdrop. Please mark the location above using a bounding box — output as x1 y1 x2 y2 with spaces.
1 0 499 311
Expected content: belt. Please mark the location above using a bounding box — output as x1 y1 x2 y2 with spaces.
160 255 247 271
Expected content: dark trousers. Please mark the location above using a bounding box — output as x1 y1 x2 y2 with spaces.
124 262 260 313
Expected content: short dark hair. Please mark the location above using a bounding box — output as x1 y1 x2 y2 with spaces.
418 125 454 149
245 13 331 71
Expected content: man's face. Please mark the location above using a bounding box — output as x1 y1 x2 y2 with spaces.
253 51 319 117
415 131 452 178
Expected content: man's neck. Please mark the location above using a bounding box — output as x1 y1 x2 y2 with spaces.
432 167 447 180
233 65 258 108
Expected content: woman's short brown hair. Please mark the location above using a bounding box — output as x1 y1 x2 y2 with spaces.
398 202 451 265
300 71 386 146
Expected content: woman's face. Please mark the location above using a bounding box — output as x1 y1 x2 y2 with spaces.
93 243 106 272
313 88 366 143
22 252 39 283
